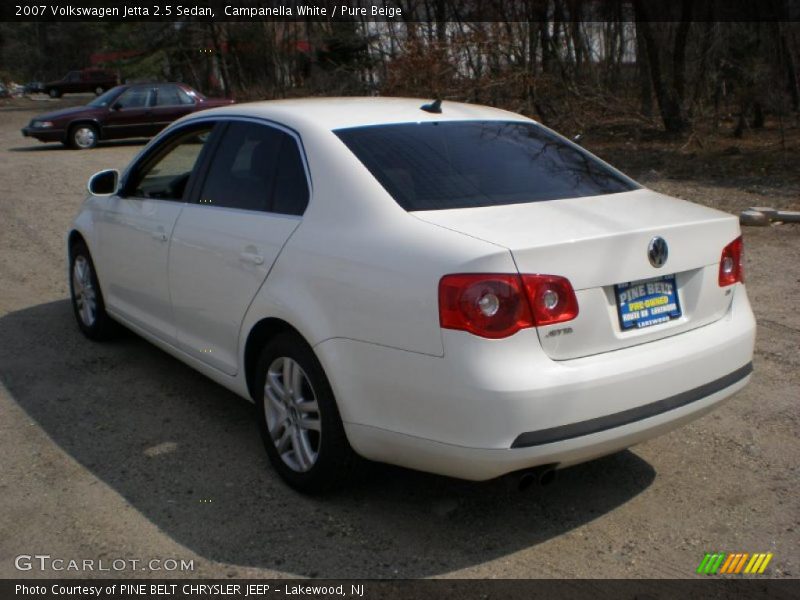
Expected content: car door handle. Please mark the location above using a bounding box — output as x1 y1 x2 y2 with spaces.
239 252 265 265
151 229 168 242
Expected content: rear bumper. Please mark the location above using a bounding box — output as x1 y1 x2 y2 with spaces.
345 371 749 480
511 362 752 448
21 127 64 142
317 285 756 480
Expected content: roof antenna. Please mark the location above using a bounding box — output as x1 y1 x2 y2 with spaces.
420 98 442 114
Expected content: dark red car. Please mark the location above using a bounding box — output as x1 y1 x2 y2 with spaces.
43 69 119 98
21 83 234 149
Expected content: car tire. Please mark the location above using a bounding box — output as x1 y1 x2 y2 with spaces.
255 331 358 493
69 241 118 341
69 123 99 149
48 88 60 98
94 86 104 95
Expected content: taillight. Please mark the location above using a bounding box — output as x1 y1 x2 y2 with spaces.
439 274 532 339
718 236 744 286
438 273 578 339
521 274 580 326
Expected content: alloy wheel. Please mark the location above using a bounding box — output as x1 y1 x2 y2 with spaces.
264 356 322 472
72 255 97 327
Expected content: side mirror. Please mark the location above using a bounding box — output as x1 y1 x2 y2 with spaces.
87 169 119 196
112 102 122 111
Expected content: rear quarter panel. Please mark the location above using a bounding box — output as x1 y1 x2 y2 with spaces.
239 125 516 359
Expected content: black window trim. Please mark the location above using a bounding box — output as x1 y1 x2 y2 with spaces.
119 121 222 202
184 115 313 217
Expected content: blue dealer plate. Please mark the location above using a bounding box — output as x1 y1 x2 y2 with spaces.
615 275 682 331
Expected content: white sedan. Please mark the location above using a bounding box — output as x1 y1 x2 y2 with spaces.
68 98 755 492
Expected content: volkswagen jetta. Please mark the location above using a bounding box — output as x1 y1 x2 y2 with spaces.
67 98 755 492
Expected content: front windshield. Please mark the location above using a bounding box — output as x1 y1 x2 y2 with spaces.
88 87 123 108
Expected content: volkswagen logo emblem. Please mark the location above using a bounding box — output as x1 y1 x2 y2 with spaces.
648 237 669 268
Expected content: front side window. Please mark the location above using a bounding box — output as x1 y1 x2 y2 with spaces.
127 126 213 200
335 121 638 211
198 121 309 215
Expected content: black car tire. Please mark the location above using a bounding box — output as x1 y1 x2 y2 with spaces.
69 123 99 149
255 331 358 493
48 88 60 98
94 86 104 95
69 241 119 341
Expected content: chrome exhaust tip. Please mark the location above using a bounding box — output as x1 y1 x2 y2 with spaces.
517 464 558 491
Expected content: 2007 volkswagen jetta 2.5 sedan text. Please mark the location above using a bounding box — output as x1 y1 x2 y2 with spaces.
67 98 755 493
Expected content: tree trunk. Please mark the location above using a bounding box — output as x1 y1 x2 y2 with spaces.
635 21 653 116
672 2 692 103
633 1 689 133
780 25 799 111
206 22 230 97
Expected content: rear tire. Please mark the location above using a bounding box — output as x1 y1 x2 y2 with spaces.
69 241 118 341
255 332 357 493
94 86 104 95
48 88 60 98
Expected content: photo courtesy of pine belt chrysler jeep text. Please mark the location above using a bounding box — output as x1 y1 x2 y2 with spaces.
66 97 755 493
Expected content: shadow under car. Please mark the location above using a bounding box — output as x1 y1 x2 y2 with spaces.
0 300 656 577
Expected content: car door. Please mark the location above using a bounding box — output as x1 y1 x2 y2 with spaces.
168 119 310 375
150 84 196 134
94 123 217 343
103 86 155 140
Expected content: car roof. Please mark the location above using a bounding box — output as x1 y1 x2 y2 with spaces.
183 96 532 131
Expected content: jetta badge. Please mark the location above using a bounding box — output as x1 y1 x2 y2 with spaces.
648 237 669 268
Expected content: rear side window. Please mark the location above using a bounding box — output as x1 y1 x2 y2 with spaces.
156 84 194 106
198 121 309 215
335 121 638 211
272 140 309 215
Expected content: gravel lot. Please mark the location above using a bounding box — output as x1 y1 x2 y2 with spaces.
0 97 798 580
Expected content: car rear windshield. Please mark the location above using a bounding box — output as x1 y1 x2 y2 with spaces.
335 121 638 211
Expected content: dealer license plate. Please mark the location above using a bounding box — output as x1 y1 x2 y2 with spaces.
615 274 682 331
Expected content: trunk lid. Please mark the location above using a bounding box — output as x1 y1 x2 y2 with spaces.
414 189 740 359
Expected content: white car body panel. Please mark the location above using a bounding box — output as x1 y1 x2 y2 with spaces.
319 286 753 480
95 197 184 342
169 205 300 375
68 97 756 482
344 377 748 481
414 189 739 359
413 188 737 290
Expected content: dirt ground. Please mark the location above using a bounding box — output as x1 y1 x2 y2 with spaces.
0 96 798 580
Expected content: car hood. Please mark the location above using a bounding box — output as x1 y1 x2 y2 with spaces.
33 106 105 122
